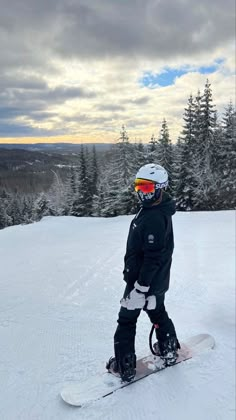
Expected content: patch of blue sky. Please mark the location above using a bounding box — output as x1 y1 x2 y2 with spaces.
140 59 225 88
141 69 186 88
198 58 225 74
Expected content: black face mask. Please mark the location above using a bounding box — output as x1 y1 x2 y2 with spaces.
137 188 162 207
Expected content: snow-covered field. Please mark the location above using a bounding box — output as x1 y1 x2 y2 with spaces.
0 211 235 420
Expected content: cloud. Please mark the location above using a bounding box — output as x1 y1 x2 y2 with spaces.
53 0 235 60
1 83 95 105
0 75 97 122
97 104 126 112
1 0 235 63
139 59 227 88
0 121 64 137
0 0 235 141
0 75 48 91
130 97 151 106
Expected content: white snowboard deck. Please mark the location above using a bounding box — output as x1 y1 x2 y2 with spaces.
61 333 215 407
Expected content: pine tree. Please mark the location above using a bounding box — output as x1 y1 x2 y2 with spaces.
193 80 217 210
175 95 197 210
192 89 202 146
91 145 98 197
97 157 120 217
220 102 236 208
89 145 100 216
192 89 203 166
174 138 186 209
147 134 158 161
0 190 12 228
46 170 65 216
99 126 137 216
0 196 10 229
115 126 138 214
0 201 7 229
208 113 222 209
64 167 79 215
157 119 174 192
21 195 34 224
201 80 216 156
9 195 23 226
71 145 93 216
33 193 54 221
134 140 147 170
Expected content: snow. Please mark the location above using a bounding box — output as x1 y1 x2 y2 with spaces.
0 211 235 420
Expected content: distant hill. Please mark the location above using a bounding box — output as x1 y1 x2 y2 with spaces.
0 143 113 193
0 147 79 193
0 143 113 153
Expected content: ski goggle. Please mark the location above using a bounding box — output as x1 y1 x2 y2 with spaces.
134 178 156 193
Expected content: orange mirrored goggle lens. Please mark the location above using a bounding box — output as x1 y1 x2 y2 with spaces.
134 179 156 193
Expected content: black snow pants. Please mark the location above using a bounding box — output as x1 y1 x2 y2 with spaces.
114 287 177 364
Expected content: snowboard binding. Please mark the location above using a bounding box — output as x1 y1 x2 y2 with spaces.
149 324 180 366
106 353 136 382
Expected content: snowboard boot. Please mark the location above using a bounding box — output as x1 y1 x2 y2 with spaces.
154 333 180 366
106 353 136 382
106 357 120 377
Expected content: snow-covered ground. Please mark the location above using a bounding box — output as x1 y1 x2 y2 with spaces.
0 211 235 420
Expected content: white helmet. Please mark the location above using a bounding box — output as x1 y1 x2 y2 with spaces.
135 163 168 188
134 163 168 205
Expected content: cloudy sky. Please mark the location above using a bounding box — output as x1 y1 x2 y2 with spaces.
0 0 235 144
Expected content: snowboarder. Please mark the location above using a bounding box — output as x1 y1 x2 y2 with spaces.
107 163 180 382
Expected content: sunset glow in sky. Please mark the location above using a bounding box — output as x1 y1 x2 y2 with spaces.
0 0 235 144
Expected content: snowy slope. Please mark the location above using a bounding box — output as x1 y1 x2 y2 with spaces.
0 211 235 420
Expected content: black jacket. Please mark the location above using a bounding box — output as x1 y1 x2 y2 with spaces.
123 192 176 296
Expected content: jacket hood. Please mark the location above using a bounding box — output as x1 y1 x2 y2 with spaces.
158 192 176 216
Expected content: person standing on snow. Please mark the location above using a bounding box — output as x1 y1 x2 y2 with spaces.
107 163 180 382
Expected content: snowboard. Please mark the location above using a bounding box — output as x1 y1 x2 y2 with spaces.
60 333 215 407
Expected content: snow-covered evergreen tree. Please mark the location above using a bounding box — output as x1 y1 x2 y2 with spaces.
192 81 218 210
33 193 54 221
9 195 24 226
71 145 93 217
156 119 174 192
173 138 185 207
97 126 137 216
0 190 12 228
220 102 236 208
64 167 79 215
147 134 159 162
91 145 99 197
134 140 148 170
96 157 120 217
21 195 34 224
175 95 197 210
46 170 65 216
0 201 6 229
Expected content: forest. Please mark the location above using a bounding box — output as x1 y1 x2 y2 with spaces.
0 80 235 229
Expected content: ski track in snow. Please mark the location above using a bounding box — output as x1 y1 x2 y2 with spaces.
0 212 235 420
